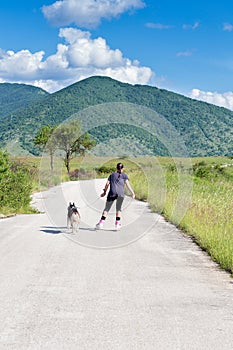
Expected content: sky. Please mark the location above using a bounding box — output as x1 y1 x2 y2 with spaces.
1 0 233 110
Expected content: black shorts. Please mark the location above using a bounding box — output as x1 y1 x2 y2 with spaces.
104 196 124 212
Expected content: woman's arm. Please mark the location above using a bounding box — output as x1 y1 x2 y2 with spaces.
125 180 135 199
101 180 110 197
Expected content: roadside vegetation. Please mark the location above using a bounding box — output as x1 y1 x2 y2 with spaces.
129 157 233 274
0 150 38 215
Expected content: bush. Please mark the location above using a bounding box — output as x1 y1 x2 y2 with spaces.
96 165 116 174
0 150 33 213
69 168 79 180
193 161 230 180
69 168 95 180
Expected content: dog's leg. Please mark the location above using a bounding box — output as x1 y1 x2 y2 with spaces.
70 215 74 234
67 216 70 229
72 215 79 233
72 222 76 234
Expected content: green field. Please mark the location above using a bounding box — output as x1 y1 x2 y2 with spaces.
1 153 233 275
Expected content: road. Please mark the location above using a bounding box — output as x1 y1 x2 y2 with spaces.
0 179 233 350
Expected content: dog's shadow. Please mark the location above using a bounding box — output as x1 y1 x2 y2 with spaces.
40 226 117 235
40 226 66 234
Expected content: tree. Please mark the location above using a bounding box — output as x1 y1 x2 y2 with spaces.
72 132 96 155
52 120 96 173
34 125 57 170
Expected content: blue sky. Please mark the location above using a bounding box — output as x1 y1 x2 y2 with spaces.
1 0 233 109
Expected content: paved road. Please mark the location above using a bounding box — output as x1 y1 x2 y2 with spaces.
0 180 233 350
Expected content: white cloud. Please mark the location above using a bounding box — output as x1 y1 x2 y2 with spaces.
0 49 45 79
0 28 153 92
223 22 233 31
176 50 193 57
145 22 174 29
182 21 199 30
190 88 233 110
59 28 124 68
42 0 145 28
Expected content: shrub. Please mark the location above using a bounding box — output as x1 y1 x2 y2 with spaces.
96 165 116 174
0 150 33 213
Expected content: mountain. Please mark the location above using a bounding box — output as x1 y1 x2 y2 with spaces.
0 83 49 119
0 76 232 157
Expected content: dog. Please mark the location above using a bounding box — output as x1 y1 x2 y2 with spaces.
67 202 81 233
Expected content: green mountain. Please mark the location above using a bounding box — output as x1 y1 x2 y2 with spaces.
0 76 232 157
0 83 49 119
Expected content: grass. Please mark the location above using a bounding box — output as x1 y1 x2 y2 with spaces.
180 177 233 272
128 157 233 274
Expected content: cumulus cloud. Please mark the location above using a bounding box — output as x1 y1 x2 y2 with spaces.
0 49 45 79
42 0 145 28
59 28 124 68
190 88 233 110
0 28 153 92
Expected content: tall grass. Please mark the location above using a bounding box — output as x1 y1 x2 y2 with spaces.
129 158 233 274
181 178 233 272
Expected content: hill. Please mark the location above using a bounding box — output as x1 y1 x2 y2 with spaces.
0 83 49 119
0 76 232 157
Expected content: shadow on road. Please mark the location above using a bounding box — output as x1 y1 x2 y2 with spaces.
40 226 66 234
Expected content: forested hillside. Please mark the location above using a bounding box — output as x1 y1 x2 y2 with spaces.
0 83 49 119
0 76 232 156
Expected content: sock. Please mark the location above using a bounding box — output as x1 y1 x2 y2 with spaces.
115 217 121 225
99 216 106 224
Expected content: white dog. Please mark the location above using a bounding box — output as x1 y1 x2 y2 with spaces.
67 202 81 233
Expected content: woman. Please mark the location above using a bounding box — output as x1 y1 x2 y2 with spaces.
96 162 135 230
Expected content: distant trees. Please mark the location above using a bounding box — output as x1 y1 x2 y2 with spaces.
34 120 96 173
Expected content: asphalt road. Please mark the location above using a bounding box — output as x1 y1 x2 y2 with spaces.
0 180 233 350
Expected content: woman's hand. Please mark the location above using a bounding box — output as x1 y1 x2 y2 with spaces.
101 189 106 197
